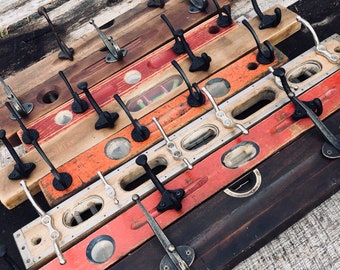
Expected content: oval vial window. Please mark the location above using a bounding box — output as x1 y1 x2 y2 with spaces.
105 137 131 160
126 75 183 112
287 60 322 83
232 89 276 120
120 157 167 191
181 124 219 151
221 141 259 169
63 195 104 227
204 78 230 98
86 235 115 264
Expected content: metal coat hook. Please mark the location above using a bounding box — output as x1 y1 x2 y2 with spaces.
59 71 88 114
114 94 150 142
0 76 34 119
242 19 275 64
175 29 212 72
136 154 185 212
132 194 195 269
270 67 340 159
20 180 66 265
5 102 73 190
97 171 119 204
212 0 232 28
251 0 281 29
77 82 119 130
171 60 205 107
201 87 248 135
160 14 185 55
296 16 340 64
153 117 193 169
38 6 74 60
90 19 127 63
0 129 36 180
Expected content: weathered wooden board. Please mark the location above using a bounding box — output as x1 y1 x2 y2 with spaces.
1 0 229 142
38 71 340 270
19 15 236 151
0 5 302 210
110 109 340 270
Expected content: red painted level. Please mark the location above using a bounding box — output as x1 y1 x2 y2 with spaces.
41 71 339 270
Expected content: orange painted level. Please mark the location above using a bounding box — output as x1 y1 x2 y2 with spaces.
39 49 286 206
41 71 340 270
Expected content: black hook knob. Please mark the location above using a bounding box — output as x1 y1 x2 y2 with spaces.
114 94 150 142
5 102 72 191
175 29 211 72
0 129 36 180
171 60 205 107
271 68 323 120
160 14 185 55
242 20 275 64
0 243 21 270
38 6 74 60
212 0 232 28
58 71 88 114
136 154 185 212
77 82 119 130
251 0 281 29
147 0 165 8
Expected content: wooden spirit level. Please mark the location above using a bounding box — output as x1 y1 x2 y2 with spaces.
14 35 339 268
0 5 301 210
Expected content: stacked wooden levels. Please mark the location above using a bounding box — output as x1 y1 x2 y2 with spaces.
0 0 339 269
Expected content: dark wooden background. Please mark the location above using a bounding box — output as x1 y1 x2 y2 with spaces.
0 0 339 269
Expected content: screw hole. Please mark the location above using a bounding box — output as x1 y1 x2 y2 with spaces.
208 25 220 34
334 46 340 53
247 62 259 70
31 237 42 246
